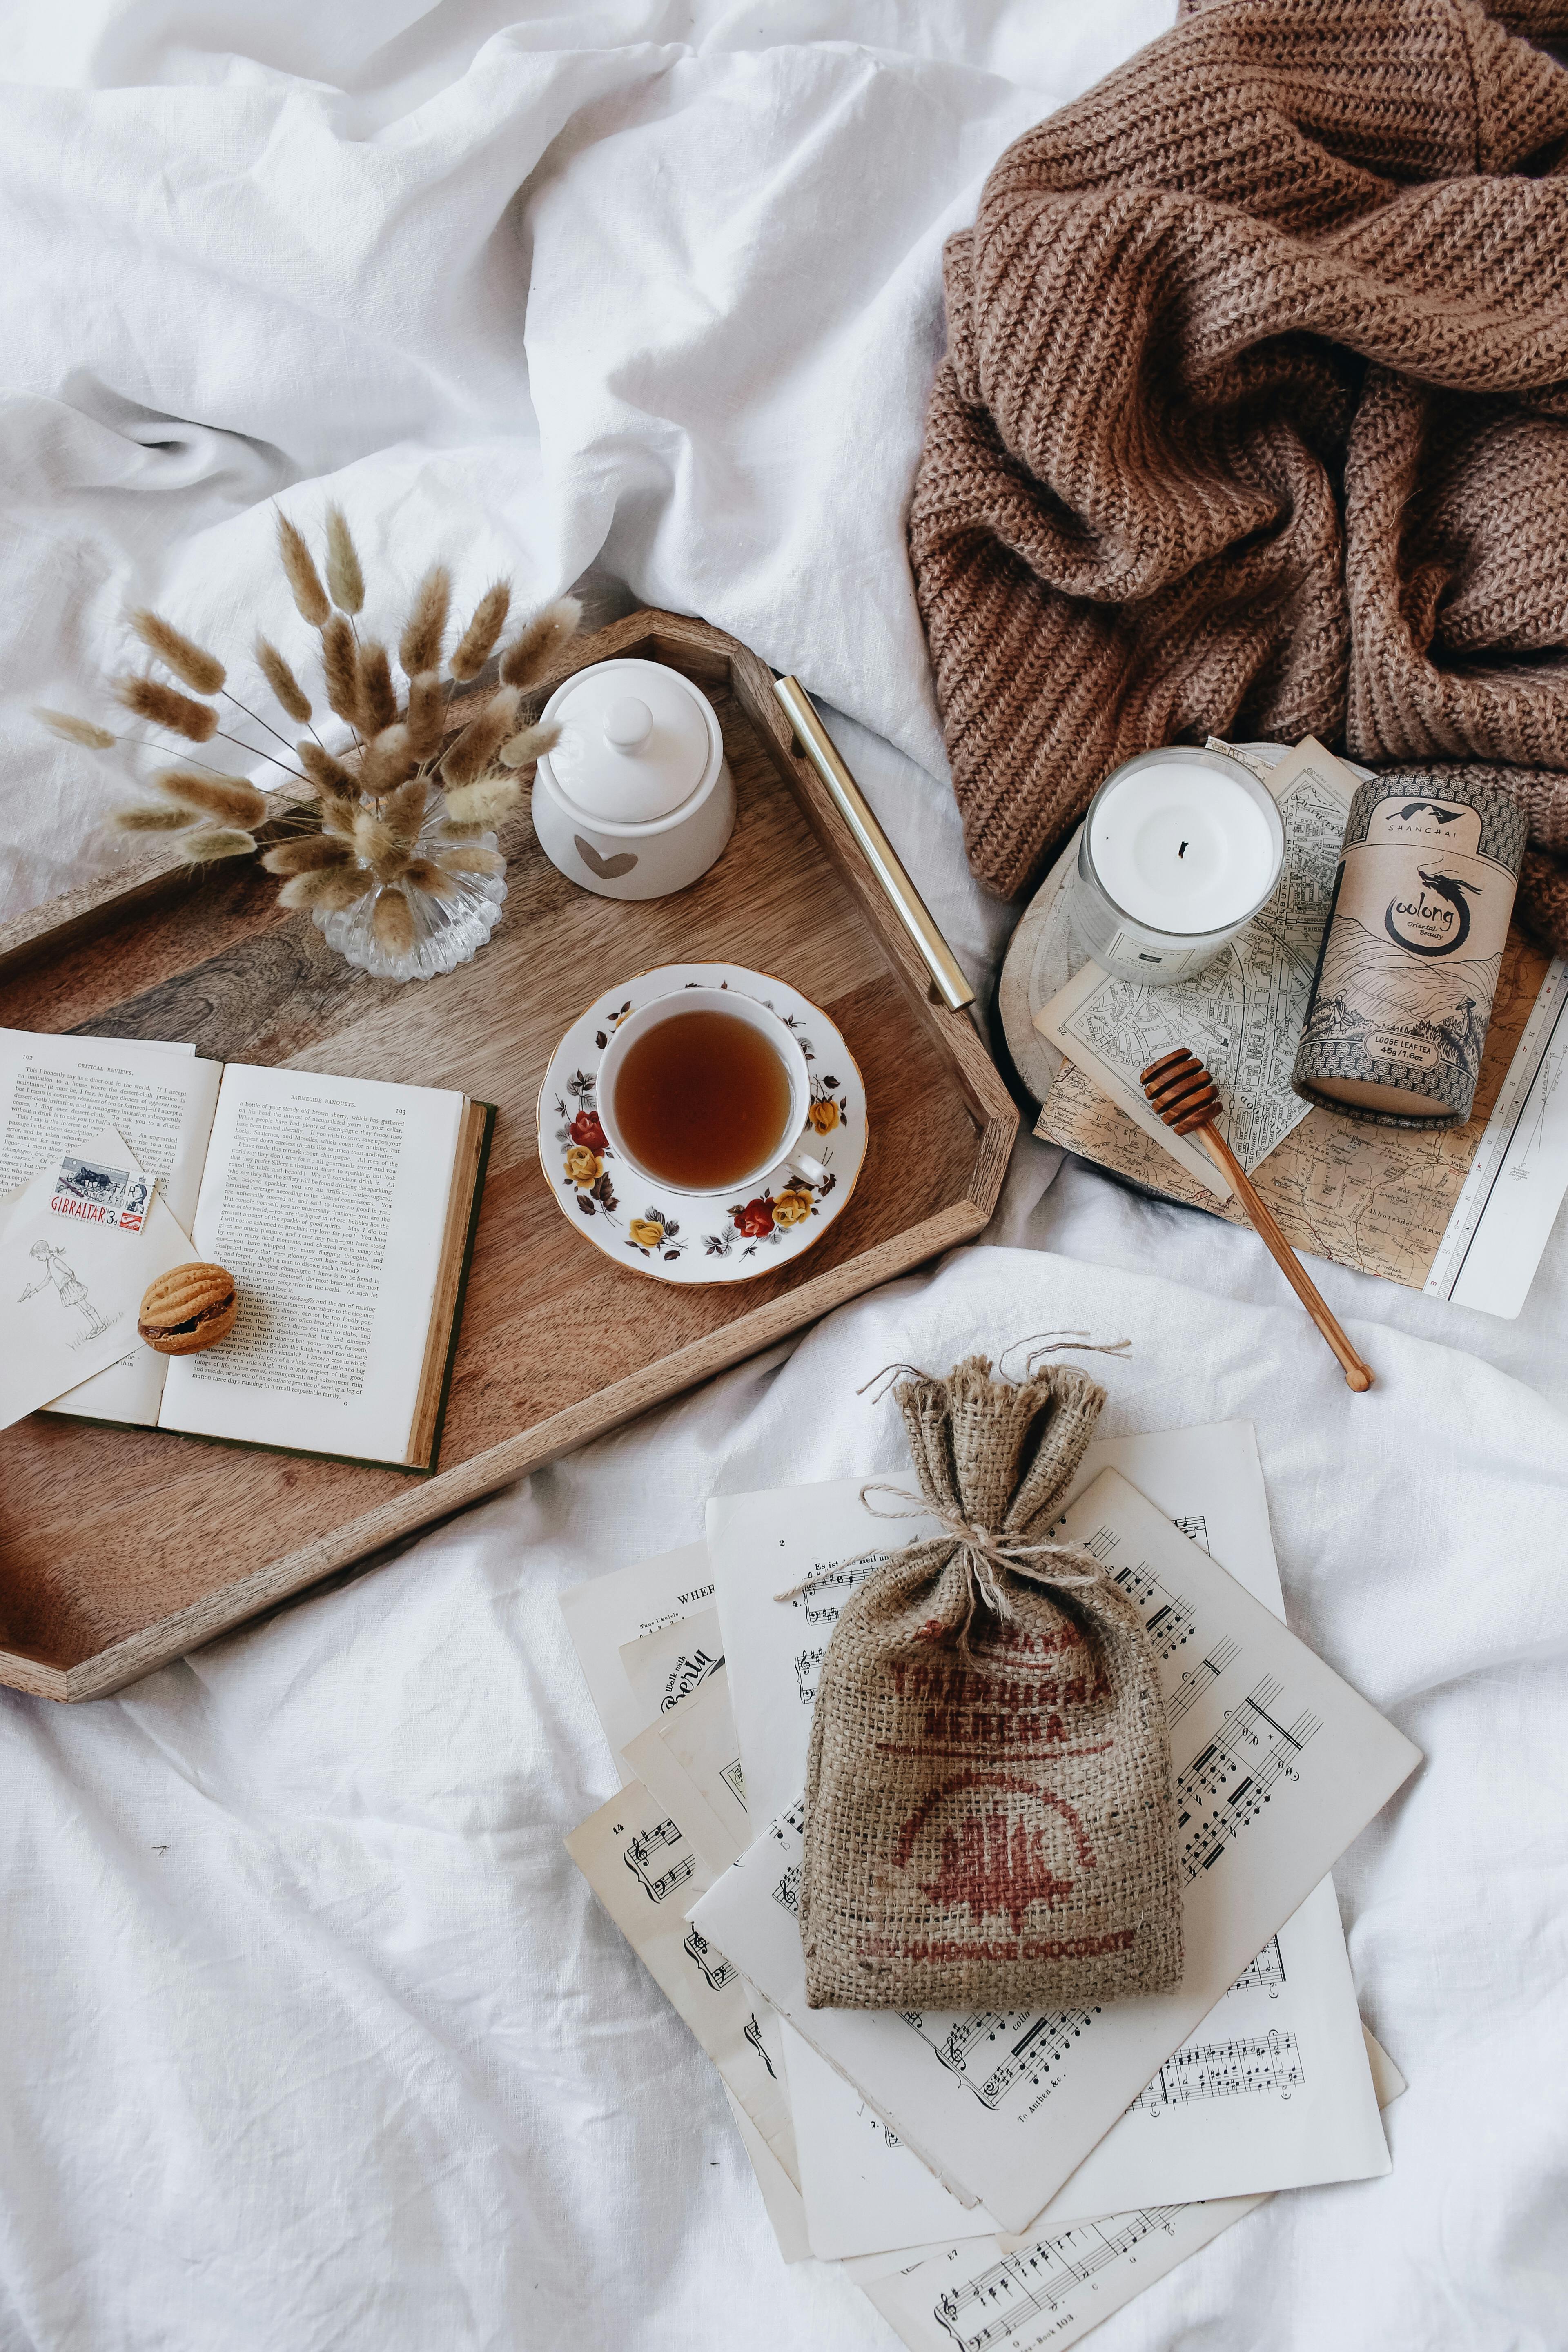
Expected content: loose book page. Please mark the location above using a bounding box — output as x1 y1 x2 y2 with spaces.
0 1125 209 1431
690 1467 1420 2232
159 1064 463 1463
564 1778 798 2187
0 1030 219 1424
559 1541 716 1777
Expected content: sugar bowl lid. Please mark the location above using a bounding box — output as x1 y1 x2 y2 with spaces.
543 658 717 827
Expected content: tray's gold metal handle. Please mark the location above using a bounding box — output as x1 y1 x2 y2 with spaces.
773 675 976 1013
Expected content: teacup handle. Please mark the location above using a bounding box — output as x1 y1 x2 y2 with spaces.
785 1136 828 1188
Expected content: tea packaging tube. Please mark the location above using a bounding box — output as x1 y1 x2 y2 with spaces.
1292 775 1526 1127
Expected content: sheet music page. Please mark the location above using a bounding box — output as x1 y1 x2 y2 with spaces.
860 2032 1406 2351
689 1467 1420 2232
564 1778 797 2186
713 1426 1388 2252
0 1030 218 1424
158 1063 463 1462
559 1541 715 1777
618 1605 725 1726
623 1664 750 1872
864 2196 1267 2352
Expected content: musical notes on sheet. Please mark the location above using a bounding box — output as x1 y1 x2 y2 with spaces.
682 1923 737 1989
1228 1935 1286 1999
900 2008 1099 2114
931 2207 1185 2350
1176 1677 1322 1880
1131 2029 1303 2115
1073 1519 1199 1660
769 1797 804 1913
1167 1637 1242 1731
623 1814 696 1902
793 1646 829 1705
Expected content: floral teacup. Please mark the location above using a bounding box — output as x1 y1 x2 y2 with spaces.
596 983 827 1199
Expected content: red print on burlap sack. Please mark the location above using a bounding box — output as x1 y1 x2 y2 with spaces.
797 1356 1183 2013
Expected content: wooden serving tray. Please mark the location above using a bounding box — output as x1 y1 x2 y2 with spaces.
0 610 1016 1700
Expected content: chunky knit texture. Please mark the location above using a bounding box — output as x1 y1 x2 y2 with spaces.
909 0 1568 952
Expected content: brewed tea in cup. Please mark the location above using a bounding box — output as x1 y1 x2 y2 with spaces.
597 985 826 1196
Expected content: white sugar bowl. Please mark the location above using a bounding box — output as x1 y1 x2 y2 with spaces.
530 657 736 900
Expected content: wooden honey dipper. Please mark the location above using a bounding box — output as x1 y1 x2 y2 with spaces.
1140 1047 1374 1394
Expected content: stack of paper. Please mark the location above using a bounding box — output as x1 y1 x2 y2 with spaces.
562 1423 1418 2346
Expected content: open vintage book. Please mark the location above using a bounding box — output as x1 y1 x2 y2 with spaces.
0 1030 492 1472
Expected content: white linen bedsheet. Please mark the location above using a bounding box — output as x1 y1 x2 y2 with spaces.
1 7 1565 2350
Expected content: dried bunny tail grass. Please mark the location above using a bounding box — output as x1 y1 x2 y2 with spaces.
111 804 197 833
319 790 361 841
499 595 581 690
449 579 511 682
261 835 353 876
381 774 428 849
278 865 373 912
175 828 257 863
437 842 505 878
255 637 312 724
401 856 459 900
372 889 415 956
440 686 519 787
321 613 363 728
324 505 365 616
405 670 446 760
498 717 561 769
128 609 225 695
115 674 218 743
150 767 269 828
34 707 116 751
359 724 416 798
358 642 399 736
443 774 520 829
399 565 451 678
276 511 330 627
298 739 358 800
352 805 405 878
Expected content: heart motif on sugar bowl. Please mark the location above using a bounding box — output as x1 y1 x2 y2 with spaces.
573 835 639 881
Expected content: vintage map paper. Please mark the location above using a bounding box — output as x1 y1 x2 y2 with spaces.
1035 739 1355 1196
1032 751 1567 1305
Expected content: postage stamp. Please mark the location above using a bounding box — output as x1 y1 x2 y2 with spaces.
50 1154 150 1233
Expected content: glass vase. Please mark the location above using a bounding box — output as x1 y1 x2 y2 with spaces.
312 793 507 982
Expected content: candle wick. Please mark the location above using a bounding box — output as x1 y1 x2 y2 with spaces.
1178 841 1189 858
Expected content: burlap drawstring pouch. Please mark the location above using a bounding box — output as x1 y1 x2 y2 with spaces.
795 1344 1183 2012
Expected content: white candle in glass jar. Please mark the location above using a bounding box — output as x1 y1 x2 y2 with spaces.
1069 747 1285 986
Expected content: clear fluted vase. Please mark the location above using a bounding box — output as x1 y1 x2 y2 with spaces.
312 792 507 982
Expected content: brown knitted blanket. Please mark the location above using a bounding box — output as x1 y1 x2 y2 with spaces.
909 0 1568 953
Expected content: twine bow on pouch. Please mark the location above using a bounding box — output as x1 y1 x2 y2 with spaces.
787 1341 1185 2015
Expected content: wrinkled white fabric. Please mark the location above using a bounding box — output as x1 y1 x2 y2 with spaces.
1 6 1566 2351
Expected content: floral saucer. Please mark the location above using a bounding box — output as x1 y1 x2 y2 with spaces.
535 962 867 1285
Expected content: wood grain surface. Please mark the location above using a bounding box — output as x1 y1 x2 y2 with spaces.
0 611 1017 1700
